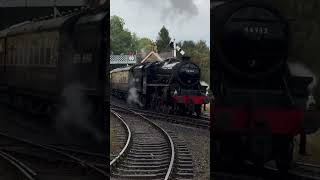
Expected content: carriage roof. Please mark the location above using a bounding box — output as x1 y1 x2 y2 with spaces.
0 13 78 38
110 66 132 73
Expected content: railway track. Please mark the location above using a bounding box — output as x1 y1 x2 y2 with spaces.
111 102 210 130
288 162 320 180
0 131 108 180
211 161 320 180
46 144 109 171
110 105 194 179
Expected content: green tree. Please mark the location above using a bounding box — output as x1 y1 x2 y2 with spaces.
137 37 155 53
179 40 210 83
110 15 138 54
156 26 171 53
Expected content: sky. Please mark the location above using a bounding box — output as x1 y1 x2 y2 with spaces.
0 0 85 6
110 0 210 46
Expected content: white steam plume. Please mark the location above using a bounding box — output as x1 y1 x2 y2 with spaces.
200 80 210 96
127 78 143 107
55 83 103 142
127 87 143 107
128 0 199 22
288 62 318 93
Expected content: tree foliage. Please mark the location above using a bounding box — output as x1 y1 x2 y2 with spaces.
156 26 172 53
111 15 156 55
137 37 155 53
110 15 138 54
178 40 210 83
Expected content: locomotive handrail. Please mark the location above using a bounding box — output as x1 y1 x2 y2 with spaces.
111 104 175 180
110 110 132 166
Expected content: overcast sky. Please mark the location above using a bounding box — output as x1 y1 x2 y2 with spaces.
0 0 84 6
111 0 210 46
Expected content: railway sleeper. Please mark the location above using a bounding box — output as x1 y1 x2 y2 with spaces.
119 163 169 169
122 160 169 166
177 164 193 168
125 157 170 162
175 174 194 179
177 156 193 161
133 141 168 145
112 172 166 179
127 154 170 159
177 159 193 164
128 151 169 156
114 168 168 174
130 148 170 152
131 146 168 150
176 168 193 173
132 143 168 147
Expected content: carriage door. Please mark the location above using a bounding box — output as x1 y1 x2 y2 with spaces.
73 12 108 98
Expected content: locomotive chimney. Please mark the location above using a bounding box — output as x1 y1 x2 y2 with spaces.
181 56 191 61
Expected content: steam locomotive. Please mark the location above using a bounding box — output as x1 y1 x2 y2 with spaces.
110 56 209 116
0 7 108 134
212 0 315 172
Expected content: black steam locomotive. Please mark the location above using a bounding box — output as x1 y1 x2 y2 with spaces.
110 56 209 116
0 7 108 134
212 0 313 172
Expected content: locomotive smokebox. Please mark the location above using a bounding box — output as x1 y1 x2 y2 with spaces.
181 56 191 61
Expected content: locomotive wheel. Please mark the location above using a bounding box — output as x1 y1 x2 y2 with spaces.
163 104 170 114
173 103 178 115
195 105 202 117
155 99 161 112
140 96 146 109
179 104 186 115
274 136 293 173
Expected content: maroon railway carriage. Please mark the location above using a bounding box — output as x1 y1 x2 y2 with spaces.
0 9 108 134
211 0 316 172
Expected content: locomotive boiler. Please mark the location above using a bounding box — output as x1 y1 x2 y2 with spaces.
110 56 209 116
212 0 314 172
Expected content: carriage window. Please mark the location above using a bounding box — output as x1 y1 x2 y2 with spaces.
51 38 58 65
14 47 17 65
22 40 25 65
40 38 43 65
24 46 27 65
35 45 39 65
18 41 22 65
46 48 51 64
18 40 21 65
16 46 19 65
83 53 93 64
40 38 44 65
30 47 34 65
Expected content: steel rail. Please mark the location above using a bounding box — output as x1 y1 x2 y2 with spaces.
111 104 175 180
0 150 37 180
111 103 210 129
110 109 132 166
0 131 108 177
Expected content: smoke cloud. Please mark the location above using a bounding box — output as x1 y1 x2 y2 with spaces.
130 0 199 22
55 83 103 142
127 87 143 107
288 62 318 93
200 80 210 96
127 77 143 107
